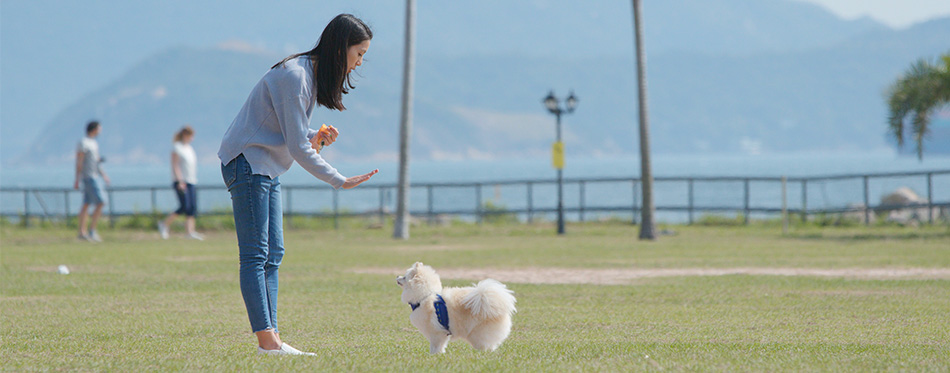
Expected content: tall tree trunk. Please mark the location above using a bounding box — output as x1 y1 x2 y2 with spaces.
393 0 415 239
632 0 656 240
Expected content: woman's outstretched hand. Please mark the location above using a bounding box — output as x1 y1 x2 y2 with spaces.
342 169 378 189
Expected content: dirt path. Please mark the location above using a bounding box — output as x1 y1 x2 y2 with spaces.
353 267 950 285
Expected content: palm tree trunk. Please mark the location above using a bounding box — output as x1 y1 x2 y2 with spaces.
393 0 415 239
632 0 656 240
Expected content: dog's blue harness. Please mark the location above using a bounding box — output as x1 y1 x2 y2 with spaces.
408 294 451 334
433 295 451 333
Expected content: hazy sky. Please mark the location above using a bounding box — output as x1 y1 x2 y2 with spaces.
2 0 949 163
795 0 950 28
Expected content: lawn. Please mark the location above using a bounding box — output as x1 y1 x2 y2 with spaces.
2 222 949 371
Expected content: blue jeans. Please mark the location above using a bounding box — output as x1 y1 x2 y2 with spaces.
221 154 284 333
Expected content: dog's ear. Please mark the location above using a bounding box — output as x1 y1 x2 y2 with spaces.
413 262 423 268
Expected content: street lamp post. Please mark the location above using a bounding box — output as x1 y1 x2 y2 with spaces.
543 90 578 235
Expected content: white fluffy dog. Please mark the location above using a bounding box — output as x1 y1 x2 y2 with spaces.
396 262 517 354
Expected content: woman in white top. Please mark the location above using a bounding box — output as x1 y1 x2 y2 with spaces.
217 14 378 356
158 125 203 240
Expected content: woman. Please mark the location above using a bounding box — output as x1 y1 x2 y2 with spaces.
158 125 203 240
217 14 378 356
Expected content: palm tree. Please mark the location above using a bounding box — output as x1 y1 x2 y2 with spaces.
393 0 416 239
632 0 656 240
886 53 950 160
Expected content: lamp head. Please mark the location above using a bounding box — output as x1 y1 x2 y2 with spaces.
543 91 559 113
566 91 578 113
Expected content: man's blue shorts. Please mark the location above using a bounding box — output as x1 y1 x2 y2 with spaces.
82 177 108 205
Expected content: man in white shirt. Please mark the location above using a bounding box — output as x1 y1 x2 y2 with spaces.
74 121 110 242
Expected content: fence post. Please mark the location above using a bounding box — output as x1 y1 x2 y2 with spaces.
286 187 293 218
475 183 482 224
781 176 788 235
427 185 434 225
378 187 386 226
333 188 339 230
64 190 70 225
688 178 694 225
801 179 808 223
927 172 934 225
150 187 158 225
743 178 750 225
32 191 52 224
24 190 30 227
863 175 870 226
109 189 116 228
632 180 639 224
526 182 533 223
579 181 586 222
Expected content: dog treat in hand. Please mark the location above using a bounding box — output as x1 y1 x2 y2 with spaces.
316 124 332 147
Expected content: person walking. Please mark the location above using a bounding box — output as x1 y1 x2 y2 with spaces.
158 125 203 240
217 14 378 356
74 120 110 242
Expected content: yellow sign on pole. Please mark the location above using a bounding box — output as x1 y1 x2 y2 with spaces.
552 141 564 169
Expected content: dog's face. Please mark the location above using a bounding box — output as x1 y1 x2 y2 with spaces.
396 262 443 304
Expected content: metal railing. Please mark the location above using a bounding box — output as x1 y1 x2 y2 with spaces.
2 170 948 227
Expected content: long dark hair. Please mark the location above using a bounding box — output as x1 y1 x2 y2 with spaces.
272 14 372 111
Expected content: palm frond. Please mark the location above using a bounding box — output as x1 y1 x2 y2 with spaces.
939 54 950 103
886 81 911 147
911 109 931 161
885 54 949 159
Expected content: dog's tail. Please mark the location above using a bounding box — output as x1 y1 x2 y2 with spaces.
460 279 517 319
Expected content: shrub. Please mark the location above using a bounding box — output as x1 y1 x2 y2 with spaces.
481 201 519 225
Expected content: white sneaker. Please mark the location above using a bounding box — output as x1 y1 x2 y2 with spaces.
257 343 317 356
77 233 92 242
187 232 204 241
158 222 169 240
88 230 102 242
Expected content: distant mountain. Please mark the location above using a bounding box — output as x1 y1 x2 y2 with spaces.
12 3 950 166
17 45 562 165
407 17 950 157
20 48 280 165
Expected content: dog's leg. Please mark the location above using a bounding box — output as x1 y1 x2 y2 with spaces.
468 337 500 352
466 318 511 352
470 342 497 352
428 334 450 354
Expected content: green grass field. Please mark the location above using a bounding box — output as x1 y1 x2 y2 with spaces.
2 222 949 371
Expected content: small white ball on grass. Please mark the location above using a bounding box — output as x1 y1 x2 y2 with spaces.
57 265 70 275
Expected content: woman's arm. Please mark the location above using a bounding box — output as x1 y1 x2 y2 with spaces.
171 151 184 190
273 94 347 188
270 68 374 188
